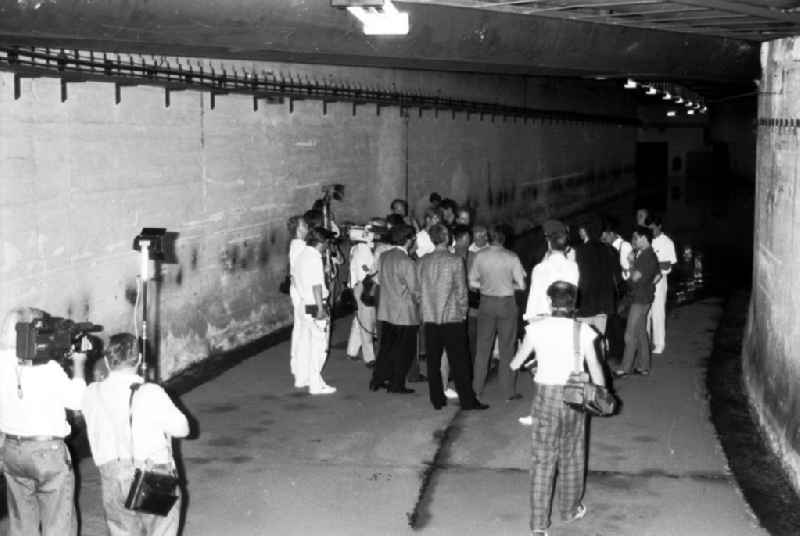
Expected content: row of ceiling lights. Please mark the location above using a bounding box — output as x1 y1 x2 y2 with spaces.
624 78 708 117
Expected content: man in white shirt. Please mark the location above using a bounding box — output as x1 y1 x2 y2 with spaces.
294 227 337 395
82 333 189 536
510 281 604 536
414 207 441 258
287 215 309 388
346 230 376 367
647 216 677 354
0 307 87 536
524 220 580 321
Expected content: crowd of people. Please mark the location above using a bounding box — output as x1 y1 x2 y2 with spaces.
286 194 678 536
0 192 677 536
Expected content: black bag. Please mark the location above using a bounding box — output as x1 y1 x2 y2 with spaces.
562 321 617 417
279 273 291 294
360 274 379 307
125 468 180 516
339 287 356 310
123 384 181 516
468 290 481 309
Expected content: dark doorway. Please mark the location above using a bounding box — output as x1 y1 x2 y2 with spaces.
635 142 668 212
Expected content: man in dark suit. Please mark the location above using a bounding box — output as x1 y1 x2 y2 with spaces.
574 221 621 339
370 224 421 394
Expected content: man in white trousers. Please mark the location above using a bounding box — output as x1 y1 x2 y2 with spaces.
346 226 377 368
294 227 337 395
647 215 677 355
287 215 309 388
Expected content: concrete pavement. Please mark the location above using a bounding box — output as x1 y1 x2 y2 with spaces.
2 298 768 535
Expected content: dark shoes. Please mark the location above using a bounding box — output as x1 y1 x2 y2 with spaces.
369 379 389 392
506 393 523 402
388 387 415 394
433 402 447 410
365 361 376 369
462 402 489 411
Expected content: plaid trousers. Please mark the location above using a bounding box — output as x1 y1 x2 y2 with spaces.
529 383 587 531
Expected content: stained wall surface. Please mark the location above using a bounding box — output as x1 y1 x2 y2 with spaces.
745 36 800 493
0 56 636 378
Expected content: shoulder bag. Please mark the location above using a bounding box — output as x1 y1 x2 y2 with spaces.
563 321 617 417
124 384 181 516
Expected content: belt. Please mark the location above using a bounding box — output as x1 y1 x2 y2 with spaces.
3 434 62 442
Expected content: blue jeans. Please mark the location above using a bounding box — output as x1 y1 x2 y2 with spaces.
98 459 181 536
1 437 77 536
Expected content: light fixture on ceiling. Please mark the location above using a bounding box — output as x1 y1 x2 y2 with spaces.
700 106 708 113
687 109 696 115
338 0 409 35
645 85 657 96
675 96 684 104
662 91 672 101
685 100 694 108
624 79 637 89
666 110 677 117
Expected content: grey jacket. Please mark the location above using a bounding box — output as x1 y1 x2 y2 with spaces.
377 247 420 326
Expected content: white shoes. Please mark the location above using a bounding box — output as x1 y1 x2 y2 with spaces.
309 384 337 395
518 415 533 426
444 388 458 400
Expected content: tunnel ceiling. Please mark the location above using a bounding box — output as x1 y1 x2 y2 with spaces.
0 0 768 98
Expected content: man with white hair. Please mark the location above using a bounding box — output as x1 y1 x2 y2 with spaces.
0 307 87 536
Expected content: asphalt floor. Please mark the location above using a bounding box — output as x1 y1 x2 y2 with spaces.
0 296 768 536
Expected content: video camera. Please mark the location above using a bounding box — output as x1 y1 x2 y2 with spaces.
16 315 103 365
346 223 389 244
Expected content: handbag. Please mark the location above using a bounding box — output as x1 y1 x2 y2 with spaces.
123 384 181 516
563 321 617 417
360 273 379 307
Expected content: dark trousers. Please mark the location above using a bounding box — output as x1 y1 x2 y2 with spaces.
474 295 519 398
424 322 480 409
621 302 652 373
467 314 478 365
373 322 418 390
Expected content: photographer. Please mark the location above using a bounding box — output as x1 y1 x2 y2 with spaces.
0 307 87 536
82 332 189 536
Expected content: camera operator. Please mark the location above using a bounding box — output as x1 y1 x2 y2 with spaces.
0 307 87 536
82 332 189 536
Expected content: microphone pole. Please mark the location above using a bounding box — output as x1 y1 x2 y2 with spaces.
138 240 151 383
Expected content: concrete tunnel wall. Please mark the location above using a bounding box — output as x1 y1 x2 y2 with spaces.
745 36 800 494
0 55 636 379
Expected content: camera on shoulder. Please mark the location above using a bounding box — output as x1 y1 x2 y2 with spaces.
16 314 103 365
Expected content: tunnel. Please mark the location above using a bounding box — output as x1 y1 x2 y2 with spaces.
0 1 798 534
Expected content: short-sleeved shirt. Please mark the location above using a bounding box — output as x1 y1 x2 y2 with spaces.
294 246 328 305
521 317 597 386
652 233 677 275
415 230 435 258
468 245 526 297
0 350 85 437
612 236 633 279
82 371 188 465
524 252 579 320
630 247 659 304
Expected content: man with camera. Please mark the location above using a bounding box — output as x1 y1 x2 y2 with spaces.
82 332 189 536
0 307 87 536
294 226 338 395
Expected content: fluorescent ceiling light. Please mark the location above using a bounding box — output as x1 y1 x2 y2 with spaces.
347 1 409 35
666 110 677 117
662 92 672 101
687 109 695 115
675 97 684 104
645 86 657 95
624 79 637 89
